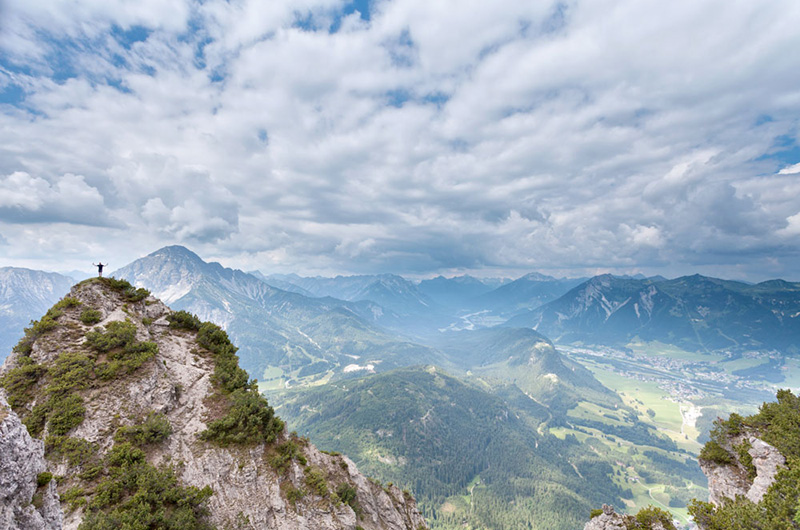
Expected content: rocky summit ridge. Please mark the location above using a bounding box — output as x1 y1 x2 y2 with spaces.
0 277 427 530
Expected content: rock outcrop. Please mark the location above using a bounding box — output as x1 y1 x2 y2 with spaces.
0 390 63 530
0 279 427 530
583 505 627 530
582 504 673 530
700 435 785 506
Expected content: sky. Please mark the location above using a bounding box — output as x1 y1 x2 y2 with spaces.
1 0 800 281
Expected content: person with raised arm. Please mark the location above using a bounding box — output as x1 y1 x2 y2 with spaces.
93 262 107 277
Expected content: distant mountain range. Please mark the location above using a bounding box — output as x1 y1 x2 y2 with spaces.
416 275 500 307
261 271 582 333
507 274 800 354
258 272 455 334
467 272 586 317
113 246 442 381
0 267 73 358
5 248 800 362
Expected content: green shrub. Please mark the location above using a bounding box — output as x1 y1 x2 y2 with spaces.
114 413 172 446
590 508 603 519
0 357 46 408
85 321 137 352
46 436 97 467
13 315 59 354
631 506 676 530
36 472 53 487
336 483 361 515
81 441 214 530
192 321 284 446
200 389 284 446
48 394 86 436
85 320 157 379
99 277 151 303
212 352 250 394
47 352 94 396
699 440 733 465
80 309 102 325
283 482 305 506
734 440 756 480
689 390 800 528
269 439 307 474
96 341 158 380
53 297 81 310
24 403 49 437
167 310 202 331
62 486 87 510
304 467 328 497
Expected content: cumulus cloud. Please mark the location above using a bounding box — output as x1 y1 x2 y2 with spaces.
0 172 115 226
1 0 800 279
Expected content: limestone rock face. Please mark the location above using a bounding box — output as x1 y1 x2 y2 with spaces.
0 391 63 530
1 279 427 530
747 437 785 503
701 435 785 506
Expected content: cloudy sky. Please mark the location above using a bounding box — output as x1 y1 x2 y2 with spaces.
1 0 799 281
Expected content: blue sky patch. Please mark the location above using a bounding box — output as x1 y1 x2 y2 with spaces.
755 134 800 169
111 25 152 50
0 83 24 105
330 0 372 32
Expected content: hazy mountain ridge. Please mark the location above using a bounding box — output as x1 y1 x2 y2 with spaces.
263 273 438 316
0 268 74 360
468 273 586 318
113 246 440 382
416 275 498 308
508 274 800 354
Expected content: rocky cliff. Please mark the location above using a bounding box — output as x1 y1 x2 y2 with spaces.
699 435 784 506
1 390 62 529
688 391 800 528
584 391 800 530
0 278 427 530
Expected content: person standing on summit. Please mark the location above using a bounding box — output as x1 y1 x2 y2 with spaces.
93 262 107 277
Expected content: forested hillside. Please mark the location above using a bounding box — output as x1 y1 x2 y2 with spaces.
275 367 629 530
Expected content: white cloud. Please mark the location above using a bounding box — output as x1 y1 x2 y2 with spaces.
1 0 800 279
778 162 800 175
780 212 800 236
0 172 111 225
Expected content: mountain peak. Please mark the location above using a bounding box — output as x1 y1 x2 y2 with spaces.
148 245 205 262
520 272 557 281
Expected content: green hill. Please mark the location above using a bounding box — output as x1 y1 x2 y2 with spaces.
430 327 619 413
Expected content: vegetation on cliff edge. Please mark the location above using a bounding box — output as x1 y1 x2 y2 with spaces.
689 389 800 529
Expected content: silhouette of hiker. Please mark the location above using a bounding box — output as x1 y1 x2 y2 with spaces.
93 262 107 277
